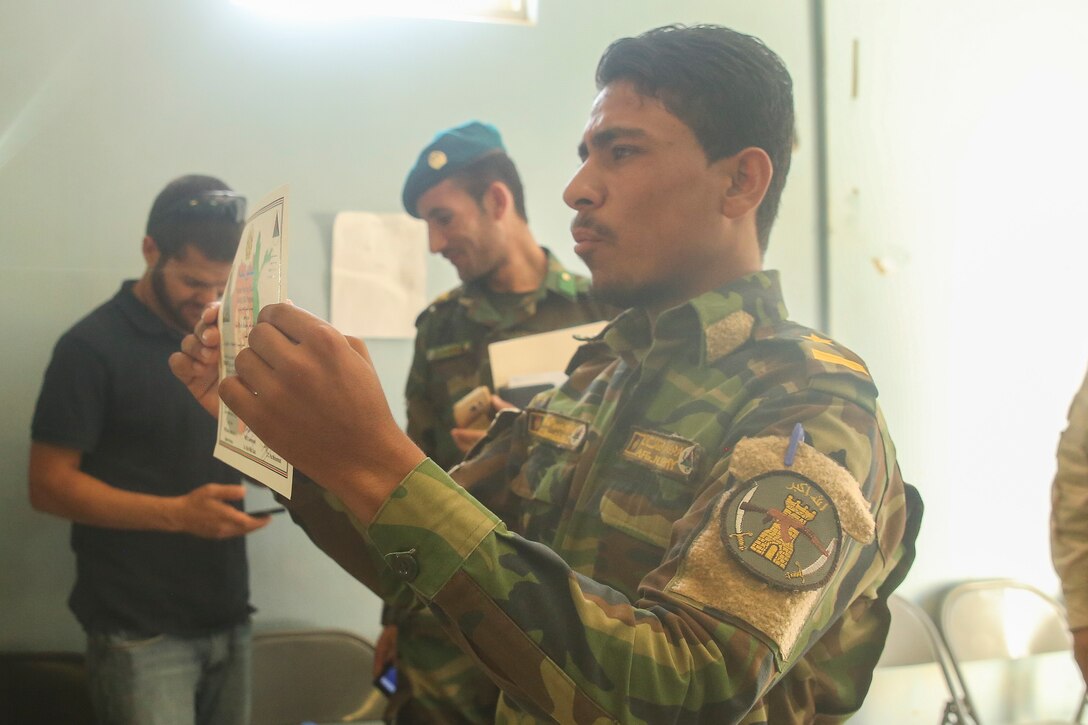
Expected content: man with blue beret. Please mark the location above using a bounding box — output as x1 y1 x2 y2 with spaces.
383 121 611 723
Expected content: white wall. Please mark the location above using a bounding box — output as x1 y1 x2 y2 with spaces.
824 0 1088 604
0 0 819 651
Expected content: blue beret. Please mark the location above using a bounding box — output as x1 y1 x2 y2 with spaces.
402 121 506 217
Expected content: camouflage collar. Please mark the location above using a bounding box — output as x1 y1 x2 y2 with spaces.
600 271 788 365
458 248 585 327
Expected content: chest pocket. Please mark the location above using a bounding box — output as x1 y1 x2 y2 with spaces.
427 344 482 409
598 430 704 550
507 410 589 543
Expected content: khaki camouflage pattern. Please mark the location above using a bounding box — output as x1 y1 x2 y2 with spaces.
1052 366 1088 629
287 271 922 724
406 249 611 472
394 249 610 723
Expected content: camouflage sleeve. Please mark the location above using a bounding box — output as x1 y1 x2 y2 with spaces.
363 380 907 723
405 318 440 461
280 471 416 609
1052 367 1088 629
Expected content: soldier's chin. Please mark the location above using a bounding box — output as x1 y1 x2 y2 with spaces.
590 279 676 311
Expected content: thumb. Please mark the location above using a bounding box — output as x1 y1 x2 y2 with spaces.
346 335 374 366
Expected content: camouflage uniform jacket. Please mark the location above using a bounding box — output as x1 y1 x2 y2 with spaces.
287 270 922 724
406 249 610 472
1052 366 1088 629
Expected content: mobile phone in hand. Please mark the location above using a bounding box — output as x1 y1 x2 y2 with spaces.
374 663 398 696
249 506 286 517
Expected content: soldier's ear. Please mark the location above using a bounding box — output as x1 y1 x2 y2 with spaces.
484 181 511 221
716 147 772 221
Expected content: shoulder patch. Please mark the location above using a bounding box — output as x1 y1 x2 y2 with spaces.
666 434 874 660
722 471 841 591
794 329 871 378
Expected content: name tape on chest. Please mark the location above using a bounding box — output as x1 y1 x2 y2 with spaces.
621 428 701 481
527 410 588 452
426 340 473 362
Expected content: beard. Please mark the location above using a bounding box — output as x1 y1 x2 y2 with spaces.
150 259 193 332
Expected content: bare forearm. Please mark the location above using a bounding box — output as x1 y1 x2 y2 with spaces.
29 459 180 531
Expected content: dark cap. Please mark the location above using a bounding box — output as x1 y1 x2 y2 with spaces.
145 174 246 262
401 121 506 217
146 175 246 237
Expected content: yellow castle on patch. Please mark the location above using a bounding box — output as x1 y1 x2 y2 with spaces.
750 495 818 569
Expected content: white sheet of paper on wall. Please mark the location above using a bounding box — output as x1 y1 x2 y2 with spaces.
330 211 427 339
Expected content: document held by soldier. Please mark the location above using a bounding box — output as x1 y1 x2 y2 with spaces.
214 185 293 497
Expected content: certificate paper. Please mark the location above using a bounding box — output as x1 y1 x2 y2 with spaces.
214 186 293 498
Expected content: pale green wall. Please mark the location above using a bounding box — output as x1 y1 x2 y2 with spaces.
0 0 819 650
824 0 1088 606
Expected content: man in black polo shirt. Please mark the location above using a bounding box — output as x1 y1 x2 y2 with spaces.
29 175 270 725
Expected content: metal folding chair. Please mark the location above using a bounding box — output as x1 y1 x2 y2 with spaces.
940 579 1087 724
250 628 386 725
853 594 977 724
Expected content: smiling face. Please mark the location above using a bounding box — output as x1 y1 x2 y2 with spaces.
562 81 741 313
416 178 506 284
148 243 231 332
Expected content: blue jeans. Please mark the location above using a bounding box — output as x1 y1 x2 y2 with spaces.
86 622 251 725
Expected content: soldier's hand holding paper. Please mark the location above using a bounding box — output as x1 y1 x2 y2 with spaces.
219 303 425 522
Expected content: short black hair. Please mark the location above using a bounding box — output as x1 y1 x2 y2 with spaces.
596 24 794 252
145 175 245 262
448 153 528 222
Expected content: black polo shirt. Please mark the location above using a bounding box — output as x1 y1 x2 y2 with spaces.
32 281 250 636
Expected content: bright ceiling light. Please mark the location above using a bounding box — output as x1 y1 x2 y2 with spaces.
231 0 535 24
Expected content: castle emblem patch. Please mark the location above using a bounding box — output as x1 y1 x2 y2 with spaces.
722 471 842 591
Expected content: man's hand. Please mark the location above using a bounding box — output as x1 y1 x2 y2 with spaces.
171 482 271 539
170 302 223 418
374 624 398 678
219 304 425 524
450 394 516 454
1073 628 1088 686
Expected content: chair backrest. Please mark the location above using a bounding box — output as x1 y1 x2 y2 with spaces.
250 628 386 725
940 579 1085 724
941 580 1071 662
0 651 95 725
853 594 976 724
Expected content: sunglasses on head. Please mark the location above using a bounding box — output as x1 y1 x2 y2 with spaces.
156 191 247 226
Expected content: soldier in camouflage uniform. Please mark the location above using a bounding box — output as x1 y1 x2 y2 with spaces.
391 122 611 722
174 23 923 723
1051 366 1088 686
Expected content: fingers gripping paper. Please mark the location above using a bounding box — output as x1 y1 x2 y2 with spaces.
214 186 294 498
